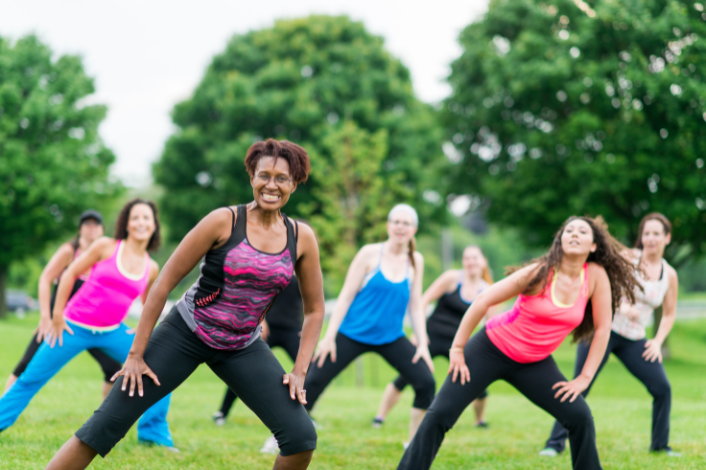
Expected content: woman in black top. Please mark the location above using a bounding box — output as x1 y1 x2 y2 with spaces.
373 246 493 429
213 275 304 425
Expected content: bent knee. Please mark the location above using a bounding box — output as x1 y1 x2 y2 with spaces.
649 380 671 399
562 403 594 429
412 376 436 409
276 418 317 456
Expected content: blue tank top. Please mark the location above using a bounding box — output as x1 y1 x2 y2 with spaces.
339 245 411 345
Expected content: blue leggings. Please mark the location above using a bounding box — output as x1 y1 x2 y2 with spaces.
0 322 173 447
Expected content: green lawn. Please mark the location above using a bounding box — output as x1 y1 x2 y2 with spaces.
1 314 705 469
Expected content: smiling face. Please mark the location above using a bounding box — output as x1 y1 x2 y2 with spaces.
79 219 104 244
386 211 417 245
250 156 296 210
640 219 670 256
560 219 596 257
462 246 486 278
126 203 156 244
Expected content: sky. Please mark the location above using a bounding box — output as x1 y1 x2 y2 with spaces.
1 0 489 186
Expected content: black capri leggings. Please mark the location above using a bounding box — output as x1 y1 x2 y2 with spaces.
75 308 316 457
13 332 122 382
219 327 301 416
392 332 488 400
398 328 601 470
304 333 436 411
544 330 671 453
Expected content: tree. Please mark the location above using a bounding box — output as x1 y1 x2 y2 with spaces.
444 0 706 264
154 15 446 292
0 35 119 316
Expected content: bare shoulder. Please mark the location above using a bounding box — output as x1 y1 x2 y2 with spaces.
587 262 609 282
295 220 317 243
413 251 424 265
55 242 77 259
665 263 678 282
92 237 118 257
208 206 237 227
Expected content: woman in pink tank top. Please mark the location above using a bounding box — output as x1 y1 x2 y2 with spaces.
0 199 175 450
398 216 640 470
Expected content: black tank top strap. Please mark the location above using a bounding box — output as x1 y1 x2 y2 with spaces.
284 214 297 262
232 205 247 244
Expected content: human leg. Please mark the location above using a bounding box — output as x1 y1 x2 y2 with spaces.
5 332 43 393
0 333 87 430
397 329 508 470
303 333 368 412
613 336 672 451
507 356 602 470
208 339 316 463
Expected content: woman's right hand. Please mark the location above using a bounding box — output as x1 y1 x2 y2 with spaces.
111 354 161 398
312 336 337 368
35 315 53 344
448 348 470 385
46 316 74 348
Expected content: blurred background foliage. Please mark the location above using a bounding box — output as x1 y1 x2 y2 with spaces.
2 5 705 311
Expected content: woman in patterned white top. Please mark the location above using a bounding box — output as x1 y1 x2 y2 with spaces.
540 213 679 457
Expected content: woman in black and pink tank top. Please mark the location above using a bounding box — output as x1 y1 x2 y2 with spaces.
46 139 326 470
3 210 122 398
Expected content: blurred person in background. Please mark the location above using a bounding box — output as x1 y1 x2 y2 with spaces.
3 210 123 400
540 213 680 457
0 200 174 450
372 245 494 429
398 216 640 470
305 204 436 448
46 139 324 470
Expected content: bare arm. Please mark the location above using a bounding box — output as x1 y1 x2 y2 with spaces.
643 268 678 362
46 238 114 347
140 260 160 306
553 264 612 402
312 244 375 367
447 264 537 384
36 244 74 342
284 223 325 404
420 270 458 315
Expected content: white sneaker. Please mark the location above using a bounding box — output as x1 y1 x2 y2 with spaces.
402 442 409 450
539 448 558 457
260 435 279 455
212 411 226 427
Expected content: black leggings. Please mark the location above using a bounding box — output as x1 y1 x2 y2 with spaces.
219 327 301 416
75 308 316 457
392 332 488 400
304 333 436 411
13 332 122 382
398 328 601 470
545 330 671 453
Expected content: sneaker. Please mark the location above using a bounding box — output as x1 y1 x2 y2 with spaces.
310 417 323 430
653 447 681 457
138 439 180 453
212 411 226 427
260 435 279 455
474 421 489 429
539 448 559 457
372 417 384 429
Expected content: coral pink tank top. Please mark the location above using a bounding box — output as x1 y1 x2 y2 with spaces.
486 263 589 363
64 240 150 330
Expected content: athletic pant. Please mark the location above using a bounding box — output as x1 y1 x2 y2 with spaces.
398 328 602 470
75 308 316 457
0 322 173 447
12 331 122 382
544 330 671 453
392 331 488 400
219 327 300 416
304 333 435 411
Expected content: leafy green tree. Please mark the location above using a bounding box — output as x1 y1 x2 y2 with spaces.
444 0 706 264
154 15 447 291
0 35 119 316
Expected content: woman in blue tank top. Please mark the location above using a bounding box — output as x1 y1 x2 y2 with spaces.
303 204 436 447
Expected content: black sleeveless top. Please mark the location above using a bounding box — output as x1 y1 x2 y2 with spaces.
266 276 304 331
425 285 474 338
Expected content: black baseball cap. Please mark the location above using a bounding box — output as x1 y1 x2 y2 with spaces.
79 209 104 226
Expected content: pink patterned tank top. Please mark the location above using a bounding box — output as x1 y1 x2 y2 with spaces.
176 205 298 350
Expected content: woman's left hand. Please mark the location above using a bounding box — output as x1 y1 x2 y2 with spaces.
642 339 663 363
283 370 307 404
552 374 591 403
412 345 435 373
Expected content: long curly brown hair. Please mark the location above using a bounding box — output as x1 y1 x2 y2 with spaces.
508 216 640 343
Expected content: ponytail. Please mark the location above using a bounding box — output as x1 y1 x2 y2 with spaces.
408 237 416 269
69 234 80 253
481 265 493 285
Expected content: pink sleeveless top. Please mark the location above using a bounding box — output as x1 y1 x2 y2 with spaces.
64 240 150 329
486 263 589 363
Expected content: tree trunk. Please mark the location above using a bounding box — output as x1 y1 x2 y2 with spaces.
0 264 7 319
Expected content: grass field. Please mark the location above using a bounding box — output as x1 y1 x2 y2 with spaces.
1 314 705 469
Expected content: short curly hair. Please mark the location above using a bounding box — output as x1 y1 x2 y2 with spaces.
244 139 311 184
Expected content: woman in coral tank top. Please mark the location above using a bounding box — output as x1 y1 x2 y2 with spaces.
397 216 640 470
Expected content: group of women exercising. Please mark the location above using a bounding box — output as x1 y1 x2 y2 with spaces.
0 138 681 470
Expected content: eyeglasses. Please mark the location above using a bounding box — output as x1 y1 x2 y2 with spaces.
389 219 415 228
255 173 292 186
